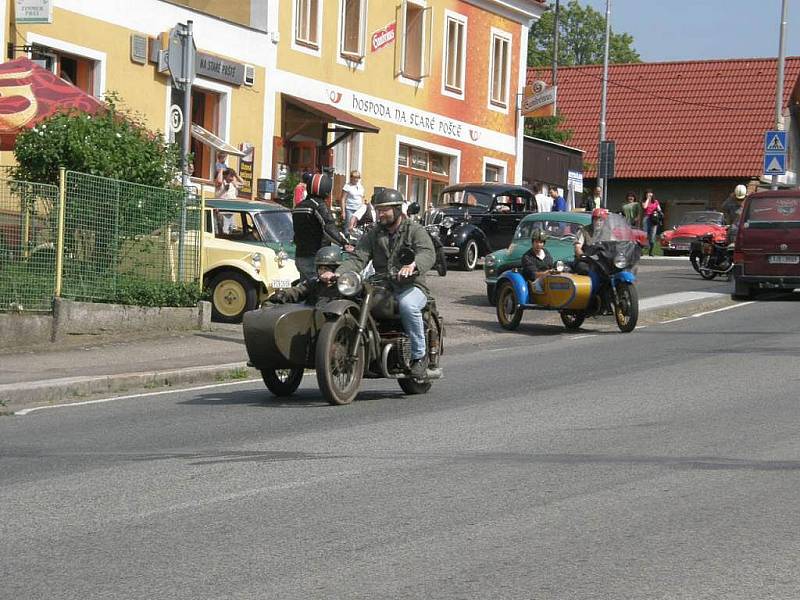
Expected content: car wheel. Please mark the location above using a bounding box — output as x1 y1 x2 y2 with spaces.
209 270 258 323
495 282 522 330
486 283 497 306
460 239 479 271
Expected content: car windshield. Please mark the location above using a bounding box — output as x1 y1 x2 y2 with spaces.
679 212 723 226
514 220 545 240
254 211 294 243
439 189 490 208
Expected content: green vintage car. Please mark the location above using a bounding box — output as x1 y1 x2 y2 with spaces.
483 211 592 305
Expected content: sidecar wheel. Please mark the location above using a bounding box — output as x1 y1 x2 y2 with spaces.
614 282 639 333
399 378 432 395
496 282 522 330
315 315 364 405
560 310 585 330
261 367 304 397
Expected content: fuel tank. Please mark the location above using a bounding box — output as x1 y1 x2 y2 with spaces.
242 304 325 369
531 273 593 310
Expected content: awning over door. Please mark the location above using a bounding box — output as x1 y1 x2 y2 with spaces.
283 94 379 135
190 123 245 156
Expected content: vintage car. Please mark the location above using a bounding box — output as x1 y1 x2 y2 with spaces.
202 199 299 322
659 210 726 255
420 182 536 270
484 211 592 305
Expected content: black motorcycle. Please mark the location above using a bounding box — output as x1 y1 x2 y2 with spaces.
690 232 733 280
242 249 444 405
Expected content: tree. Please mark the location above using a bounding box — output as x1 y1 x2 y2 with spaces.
528 0 641 68
525 113 573 145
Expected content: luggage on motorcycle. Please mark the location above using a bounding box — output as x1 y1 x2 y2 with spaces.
532 273 593 310
243 304 324 369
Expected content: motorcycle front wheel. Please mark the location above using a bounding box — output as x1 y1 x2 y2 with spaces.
614 282 639 333
315 315 365 405
560 310 586 330
399 378 432 395
261 367 304 397
689 251 701 273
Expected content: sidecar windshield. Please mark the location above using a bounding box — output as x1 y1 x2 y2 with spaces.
593 212 638 243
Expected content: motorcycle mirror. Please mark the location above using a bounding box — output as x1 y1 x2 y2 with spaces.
398 247 415 266
407 202 421 216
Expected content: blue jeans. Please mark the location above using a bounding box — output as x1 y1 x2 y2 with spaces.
396 286 427 360
643 216 657 253
295 255 316 282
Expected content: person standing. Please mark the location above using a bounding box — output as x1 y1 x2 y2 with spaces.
534 182 552 212
339 170 365 234
550 187 567 212
292 173 351 281
215 168 244 199
584 186 603 211
621 191 643 227
642 188 662 256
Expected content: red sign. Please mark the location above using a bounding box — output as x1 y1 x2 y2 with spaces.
371 22 396 53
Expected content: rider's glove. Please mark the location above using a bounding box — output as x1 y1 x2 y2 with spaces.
269 291 287 304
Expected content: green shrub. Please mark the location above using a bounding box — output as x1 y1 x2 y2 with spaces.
111 278 202 308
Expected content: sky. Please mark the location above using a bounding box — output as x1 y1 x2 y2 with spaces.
580 0 800 62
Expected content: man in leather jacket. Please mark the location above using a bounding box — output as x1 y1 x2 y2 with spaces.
323 188 435 379
292 173 350 281
269 245 342 305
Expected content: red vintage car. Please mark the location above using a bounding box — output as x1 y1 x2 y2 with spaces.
659 210 726 255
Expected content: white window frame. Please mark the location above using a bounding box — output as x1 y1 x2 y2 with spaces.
487 27 512 114
483 157 507 183
338 0 367 69
26 32 106 99
292 0 322 57
394 134 460 194
396 0 430 88
441 10 467 100
331 130 363 178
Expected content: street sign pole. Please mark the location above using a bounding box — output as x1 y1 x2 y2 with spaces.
597 0 611 208
180 21 194 190
772 0 788 190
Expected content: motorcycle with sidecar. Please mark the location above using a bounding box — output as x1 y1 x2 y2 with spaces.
494 214 641 333
242 249 444 405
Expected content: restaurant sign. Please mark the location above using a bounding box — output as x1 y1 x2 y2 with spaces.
195 52 245 86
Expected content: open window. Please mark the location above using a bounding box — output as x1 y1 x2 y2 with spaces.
396 1 432 81
31 46 97 95
340 0 366 61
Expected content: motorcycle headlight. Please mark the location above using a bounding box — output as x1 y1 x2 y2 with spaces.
441 216 455 229
275 249 288 268
337 271 362 297
484 254 497 267
555 260 565 272
250 252 262 272
613 253 628 269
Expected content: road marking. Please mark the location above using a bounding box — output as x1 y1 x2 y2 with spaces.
692 302 754 317
15 378 263 416
569 334 597 340
661 316 690 324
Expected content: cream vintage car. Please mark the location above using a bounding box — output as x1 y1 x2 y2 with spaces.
202 198 298 322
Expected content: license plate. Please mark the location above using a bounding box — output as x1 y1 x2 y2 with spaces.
674 243 689 251
271 279 292 289
768 255 799 264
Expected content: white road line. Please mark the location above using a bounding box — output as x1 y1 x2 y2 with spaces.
15 378 263 416
692 302 754 317
569 334 598 340
661 317 689 324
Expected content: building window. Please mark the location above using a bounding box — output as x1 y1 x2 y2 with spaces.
444 15 466 94
485 162 505 183
32 46 97 95
397 1 431 81
295 0 320 49
340 0 365 60
397 143 450 211
489 31 511 109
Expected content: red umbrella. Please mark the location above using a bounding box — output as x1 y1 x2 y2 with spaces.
0 57 104 151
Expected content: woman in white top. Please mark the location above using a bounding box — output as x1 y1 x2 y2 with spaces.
339 170 365 233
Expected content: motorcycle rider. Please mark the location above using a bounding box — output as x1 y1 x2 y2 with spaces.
292 173 351 281
573 207 609 272
721 184 747 243
323 188 436 379
268 245 342 305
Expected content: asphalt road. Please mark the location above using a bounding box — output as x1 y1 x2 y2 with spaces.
2 288 799 599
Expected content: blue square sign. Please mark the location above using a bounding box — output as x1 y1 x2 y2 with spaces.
764 153 786 175
765 130 787 153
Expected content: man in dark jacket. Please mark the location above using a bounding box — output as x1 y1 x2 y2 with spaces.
292 173 350 281
324 188 435 379
521 229 554 293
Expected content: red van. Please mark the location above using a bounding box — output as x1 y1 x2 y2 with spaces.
732 189 800 299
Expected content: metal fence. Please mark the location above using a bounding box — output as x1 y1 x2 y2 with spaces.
0 178 60 311
0 171 201 312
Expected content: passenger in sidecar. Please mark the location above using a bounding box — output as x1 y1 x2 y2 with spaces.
520 229 555 294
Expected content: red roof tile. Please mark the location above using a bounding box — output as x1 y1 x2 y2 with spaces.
528 57 800 178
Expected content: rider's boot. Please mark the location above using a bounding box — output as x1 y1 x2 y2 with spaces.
410 356 429 379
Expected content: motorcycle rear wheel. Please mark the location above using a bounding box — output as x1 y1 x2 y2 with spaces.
614 282 639 333
560 310 585 330
261 367 304 397
315 315 365 405
399 378 432 394
689 251 702 273
698 255 717 280
496 282 522 330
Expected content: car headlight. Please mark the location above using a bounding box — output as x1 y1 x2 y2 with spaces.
441 216 455 229
250 252 262 272
337 271 362 297
275 249 289 268
484 254 497 267
613 253 628 269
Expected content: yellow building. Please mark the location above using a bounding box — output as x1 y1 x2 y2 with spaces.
1 0 274 197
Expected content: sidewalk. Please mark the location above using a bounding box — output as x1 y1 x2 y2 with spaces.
1 288 732 414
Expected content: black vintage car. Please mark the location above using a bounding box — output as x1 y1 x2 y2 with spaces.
421 183 536 270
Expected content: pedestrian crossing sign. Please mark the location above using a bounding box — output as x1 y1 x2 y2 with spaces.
764 130 787 153
764 153 786 175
